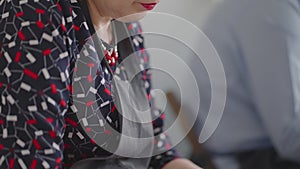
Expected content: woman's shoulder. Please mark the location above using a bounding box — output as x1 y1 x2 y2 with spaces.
126 22 145 50
126 22 143 35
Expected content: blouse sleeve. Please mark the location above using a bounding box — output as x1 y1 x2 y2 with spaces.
127 22 179 169
0 0 73 168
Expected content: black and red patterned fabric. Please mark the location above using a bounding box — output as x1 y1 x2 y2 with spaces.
0 0 178 168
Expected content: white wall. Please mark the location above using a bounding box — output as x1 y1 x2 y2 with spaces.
153 0 215 27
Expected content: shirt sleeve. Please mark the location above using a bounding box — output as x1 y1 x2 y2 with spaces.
233 0 300 162
127 22 179 169
0 0 72 168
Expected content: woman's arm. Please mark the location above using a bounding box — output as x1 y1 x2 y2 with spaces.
163 158 202 169
0 0 72 168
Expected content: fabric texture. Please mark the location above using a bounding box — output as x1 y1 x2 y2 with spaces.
0 0 178 168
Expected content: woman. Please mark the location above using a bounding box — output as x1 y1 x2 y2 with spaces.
0 0 201 168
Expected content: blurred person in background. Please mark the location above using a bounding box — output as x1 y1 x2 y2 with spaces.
189 0 300 168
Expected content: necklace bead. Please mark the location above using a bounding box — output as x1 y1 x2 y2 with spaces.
102 43 118 67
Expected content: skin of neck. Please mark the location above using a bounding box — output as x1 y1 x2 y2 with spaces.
87 0 113 44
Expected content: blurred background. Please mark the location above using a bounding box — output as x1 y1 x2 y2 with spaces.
140 0 219 164
140 0 300 168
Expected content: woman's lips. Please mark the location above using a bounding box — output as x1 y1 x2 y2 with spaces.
140 3 157 10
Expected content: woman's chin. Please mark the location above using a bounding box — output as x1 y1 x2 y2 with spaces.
115 12 148 23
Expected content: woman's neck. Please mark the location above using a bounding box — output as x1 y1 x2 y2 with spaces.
87 0 113 44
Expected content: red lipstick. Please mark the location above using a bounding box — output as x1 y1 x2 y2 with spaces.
140 3 157 10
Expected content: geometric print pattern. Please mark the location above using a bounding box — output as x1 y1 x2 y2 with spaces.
0 0 177 168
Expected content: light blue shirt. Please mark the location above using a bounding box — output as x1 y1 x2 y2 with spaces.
190 0 300 168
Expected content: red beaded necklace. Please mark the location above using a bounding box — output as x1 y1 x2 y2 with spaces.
101 42 118 67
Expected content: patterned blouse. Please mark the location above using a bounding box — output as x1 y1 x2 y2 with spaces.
0 0 178 168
